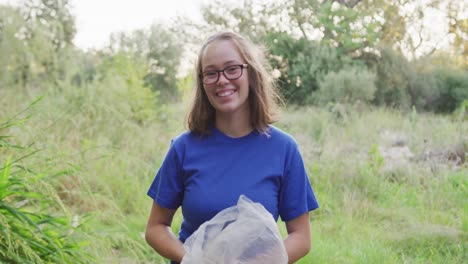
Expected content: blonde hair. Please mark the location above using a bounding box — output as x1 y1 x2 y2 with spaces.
187 31 282 135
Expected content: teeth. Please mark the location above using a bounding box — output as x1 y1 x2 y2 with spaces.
217 90 235 97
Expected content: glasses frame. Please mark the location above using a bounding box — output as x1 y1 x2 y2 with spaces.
201 64 249 85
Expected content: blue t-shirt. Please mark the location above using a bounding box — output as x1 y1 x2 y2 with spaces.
147 125 318 243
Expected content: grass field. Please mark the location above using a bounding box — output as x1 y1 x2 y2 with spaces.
1 86 466 263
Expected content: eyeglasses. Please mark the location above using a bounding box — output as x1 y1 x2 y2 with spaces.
201 64 248 84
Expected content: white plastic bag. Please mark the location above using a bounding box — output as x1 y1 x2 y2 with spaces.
181 195 288 264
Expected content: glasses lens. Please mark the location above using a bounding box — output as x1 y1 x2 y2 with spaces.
224 65 242 79
203 71 218 84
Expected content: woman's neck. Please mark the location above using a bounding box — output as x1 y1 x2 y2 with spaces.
215 108 253 138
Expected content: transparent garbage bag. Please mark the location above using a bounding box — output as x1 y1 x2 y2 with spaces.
181 195 288 264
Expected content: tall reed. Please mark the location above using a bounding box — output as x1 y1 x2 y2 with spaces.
0 98 89 263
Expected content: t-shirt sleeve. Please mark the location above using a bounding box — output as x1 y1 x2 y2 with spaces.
279 141 319 222
147 140 184 209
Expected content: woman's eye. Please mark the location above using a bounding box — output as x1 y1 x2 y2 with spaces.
225 67 238 74
205 72 217 77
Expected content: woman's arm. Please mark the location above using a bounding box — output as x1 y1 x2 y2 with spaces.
283 213 311 264
145 201 185 263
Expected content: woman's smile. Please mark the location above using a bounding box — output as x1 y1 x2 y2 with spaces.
216 88 237 97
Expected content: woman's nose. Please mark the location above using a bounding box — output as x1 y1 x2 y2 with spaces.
216 72 229 85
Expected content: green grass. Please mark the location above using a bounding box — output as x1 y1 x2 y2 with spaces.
278 106 467 264
0 99 90 263
1 83 466 263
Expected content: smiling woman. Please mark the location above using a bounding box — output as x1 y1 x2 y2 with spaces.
144 30 319 264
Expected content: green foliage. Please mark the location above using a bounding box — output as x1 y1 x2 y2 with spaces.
95 51 160 124
1 75 173 263
23 0 76 84
0 5 31 87
452 100 467 122
407 67 439 111
373 46 413 109
290 0 407 56
379 2 406 47
408 53 468 113
279 106 466 263
362 49 468 113
0 99 89 263
109 23 183 101
265 32 347 104
316 65 376 105
367 143 384 175
446 1 467 65
24 0 76 48
431 65 468 113
0 1 76 89
199 0 286 43
315 0 381 55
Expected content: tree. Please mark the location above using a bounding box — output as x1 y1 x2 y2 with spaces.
108 23 184 101
373 46 413 109
289 0 375 54
0 0 78 88
200 0 288 43
265 32 347 104
24 0 76 49
447 1 468 68
0 5 30 87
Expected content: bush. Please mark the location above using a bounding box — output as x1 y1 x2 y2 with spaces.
373 47 413 109
410 54 468 113
407 67 439 111
77 51 160 125
316 66 376 105
432 66 468 113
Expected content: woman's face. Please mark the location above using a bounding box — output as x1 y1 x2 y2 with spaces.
201 40 250 115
